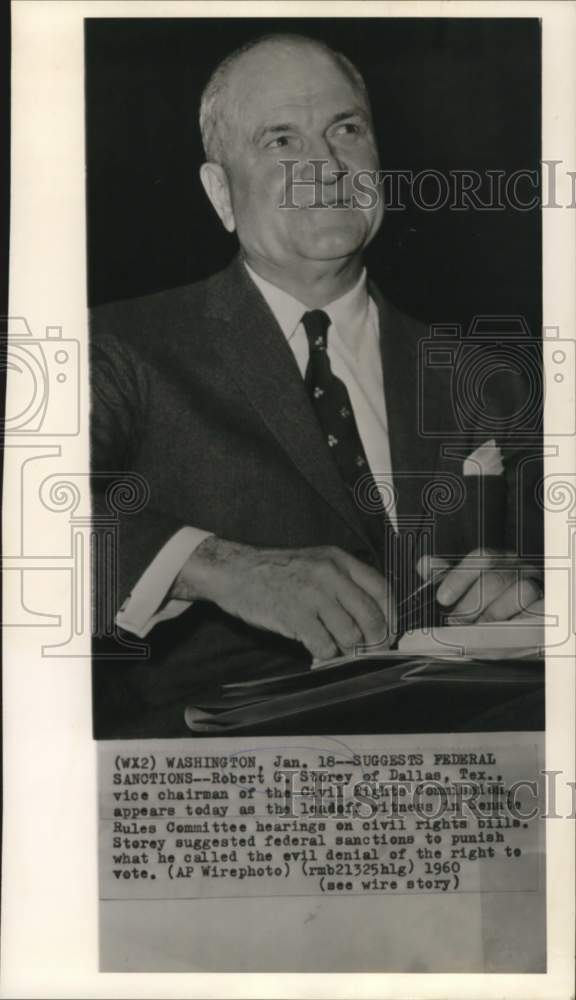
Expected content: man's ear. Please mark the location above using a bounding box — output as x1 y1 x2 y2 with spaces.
200 162 236 233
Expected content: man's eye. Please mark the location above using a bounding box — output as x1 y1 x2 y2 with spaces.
333 122 362 137
267 135 291 149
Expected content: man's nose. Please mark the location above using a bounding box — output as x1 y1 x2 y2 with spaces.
297 137 348 186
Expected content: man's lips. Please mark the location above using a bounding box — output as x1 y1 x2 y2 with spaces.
298 198 354 209
281 186 355 210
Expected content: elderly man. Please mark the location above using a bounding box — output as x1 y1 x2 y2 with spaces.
91 33 543 734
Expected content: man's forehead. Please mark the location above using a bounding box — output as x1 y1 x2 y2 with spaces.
246 91 364 125
229 41 361 111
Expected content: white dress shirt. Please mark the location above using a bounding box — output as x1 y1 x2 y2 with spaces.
116 263 396 638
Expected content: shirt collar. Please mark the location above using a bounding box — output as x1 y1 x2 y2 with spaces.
244 261 371 360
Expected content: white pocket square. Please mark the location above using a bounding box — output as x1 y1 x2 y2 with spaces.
463 439 504 476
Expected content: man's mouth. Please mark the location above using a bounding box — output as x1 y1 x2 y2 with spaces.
302 196 353 209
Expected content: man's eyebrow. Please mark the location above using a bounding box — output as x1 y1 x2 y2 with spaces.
254 122 301 142
326 108 370 127
253 108 369 144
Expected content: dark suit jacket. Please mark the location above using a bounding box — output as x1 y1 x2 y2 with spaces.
90 254 543 726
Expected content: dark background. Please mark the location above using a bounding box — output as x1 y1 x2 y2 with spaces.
85 17 541 335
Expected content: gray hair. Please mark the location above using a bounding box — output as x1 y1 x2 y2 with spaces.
199 33 370 164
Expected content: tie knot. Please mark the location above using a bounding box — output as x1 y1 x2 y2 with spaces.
302 310 331 352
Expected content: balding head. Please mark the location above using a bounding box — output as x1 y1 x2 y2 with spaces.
199 33 370 165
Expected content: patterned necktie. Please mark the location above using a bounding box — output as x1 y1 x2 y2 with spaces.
302 309 396 572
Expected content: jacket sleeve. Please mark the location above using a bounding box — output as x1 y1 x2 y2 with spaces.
89 309 192 615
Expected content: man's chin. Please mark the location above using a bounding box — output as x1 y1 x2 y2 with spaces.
296 225 370 261
292 209 380 260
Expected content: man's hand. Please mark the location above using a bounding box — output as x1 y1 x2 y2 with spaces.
172 537 397 661
417 549 543 623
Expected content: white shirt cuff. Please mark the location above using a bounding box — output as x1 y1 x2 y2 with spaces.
116 526 212 638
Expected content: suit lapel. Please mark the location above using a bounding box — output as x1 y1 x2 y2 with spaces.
204 257 446 547
205 257 373 547
371 282 444 528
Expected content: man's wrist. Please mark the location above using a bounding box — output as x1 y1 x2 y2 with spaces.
170 535 241 602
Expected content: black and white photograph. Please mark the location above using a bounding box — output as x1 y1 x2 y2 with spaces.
2 1 575 993
88 18 545 740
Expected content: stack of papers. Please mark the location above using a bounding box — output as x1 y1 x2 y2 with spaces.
397 621 545 659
